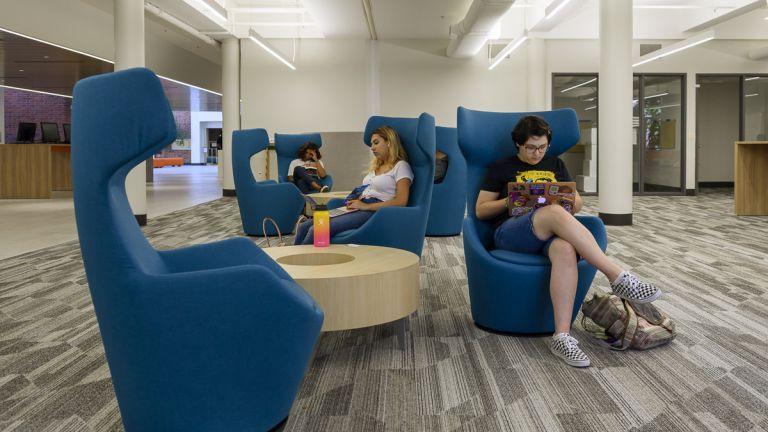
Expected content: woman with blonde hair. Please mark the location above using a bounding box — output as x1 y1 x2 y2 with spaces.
294 125 414 245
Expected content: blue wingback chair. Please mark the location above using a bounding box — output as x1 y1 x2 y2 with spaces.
457 107 607 333
426 126 467 236
326 114 436 256
233 128 306 236
71 68 323 431
275 132 333 190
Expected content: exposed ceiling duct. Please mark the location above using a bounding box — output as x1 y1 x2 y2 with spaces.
446 0 516 59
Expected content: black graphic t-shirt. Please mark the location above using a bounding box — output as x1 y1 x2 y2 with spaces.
480 154 572 227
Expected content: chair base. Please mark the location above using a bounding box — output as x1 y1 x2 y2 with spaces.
473 321 553 338
425 233 461 238
268 416 289 432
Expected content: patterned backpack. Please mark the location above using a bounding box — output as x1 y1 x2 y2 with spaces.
581 293 676 350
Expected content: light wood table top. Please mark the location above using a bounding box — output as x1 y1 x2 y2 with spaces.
263 244 420 332
734 141 768 216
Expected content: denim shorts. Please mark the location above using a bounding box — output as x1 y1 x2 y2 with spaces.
493 209 556 256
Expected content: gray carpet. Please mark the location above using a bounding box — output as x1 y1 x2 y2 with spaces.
1 190 768 431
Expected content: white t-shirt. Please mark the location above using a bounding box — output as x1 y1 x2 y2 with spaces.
287 158 325 178
360 160 414 202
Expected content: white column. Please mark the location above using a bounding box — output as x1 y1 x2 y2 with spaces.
527 38 547 111
598 0 633 225
221 37 240 196
114 0 147 225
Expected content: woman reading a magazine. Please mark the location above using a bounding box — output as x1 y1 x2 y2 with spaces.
294 126 413 245
475 115 662 368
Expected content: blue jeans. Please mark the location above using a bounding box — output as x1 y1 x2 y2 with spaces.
494 209 556 255
291 166 319 194
294 198 382 245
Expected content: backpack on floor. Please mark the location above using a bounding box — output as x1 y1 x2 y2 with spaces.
580 293 676 350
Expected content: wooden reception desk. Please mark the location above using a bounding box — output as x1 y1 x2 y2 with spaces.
0 144 72 199
734 141 768 216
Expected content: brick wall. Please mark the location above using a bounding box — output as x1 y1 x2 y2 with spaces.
3 89 72 142
173 111 190 139
157 149 192 164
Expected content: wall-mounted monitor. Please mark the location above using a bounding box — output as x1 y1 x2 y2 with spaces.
41 122 60 143
63 123 71 143
16 123 36 143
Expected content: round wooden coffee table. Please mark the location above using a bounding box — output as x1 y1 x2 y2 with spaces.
305 191 350 216
262 244 420 345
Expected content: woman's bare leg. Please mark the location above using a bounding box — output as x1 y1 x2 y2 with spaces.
548 237 579 334
532 205 622 283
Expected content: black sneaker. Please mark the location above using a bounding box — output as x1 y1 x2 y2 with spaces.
550 333 590 368
610 271 662 303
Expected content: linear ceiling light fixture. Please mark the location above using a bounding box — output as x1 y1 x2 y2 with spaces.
0 84 72 99
488 34 528 70
560 77 597 93
633 30 715 67
685 0 767 33
584 105 597 111
545 0 572 20
198 0 228 22
746 93 759 97
248 29 296 70
145 2 219 46
745 76 762 81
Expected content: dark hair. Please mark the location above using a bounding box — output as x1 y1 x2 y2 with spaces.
297 142 321 160
511 115 552 147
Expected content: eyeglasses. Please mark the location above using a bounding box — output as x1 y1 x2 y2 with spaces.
524 144 549 154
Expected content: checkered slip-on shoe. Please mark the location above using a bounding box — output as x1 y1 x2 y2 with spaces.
610 271 662 304
550 333 590 368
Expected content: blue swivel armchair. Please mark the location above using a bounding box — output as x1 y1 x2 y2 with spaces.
233 128 306 236
71 68 323 431
426 126 467 236
275 132 333 190
457 107 607 334
327 114 436 256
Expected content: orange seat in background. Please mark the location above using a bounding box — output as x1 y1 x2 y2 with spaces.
153 157 184 168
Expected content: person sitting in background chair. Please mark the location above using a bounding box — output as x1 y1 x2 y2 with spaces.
287 142 329 194
434 150 449 184
475 115 662 368
295 126 413 244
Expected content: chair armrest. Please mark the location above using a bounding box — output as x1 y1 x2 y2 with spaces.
332 206 422 243
159 237 293 280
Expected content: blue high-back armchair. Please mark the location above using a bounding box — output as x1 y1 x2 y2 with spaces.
328 114 436 256
275 132 333 190
426 126 467 236
457 106 607 333
71 68 323 431
233 128 306 235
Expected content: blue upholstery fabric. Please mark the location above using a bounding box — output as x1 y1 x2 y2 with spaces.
457 106 608 333
71 68 323 431
233 128 306 235
275 132 333 189
426 126 466 236
330 114 436 256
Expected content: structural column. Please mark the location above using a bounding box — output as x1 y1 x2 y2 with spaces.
221 37 240 196
114 0 147 225
598 0 633 225
527 38 547 111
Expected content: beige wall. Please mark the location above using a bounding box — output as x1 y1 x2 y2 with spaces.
240 39 369 133
0 0 222 92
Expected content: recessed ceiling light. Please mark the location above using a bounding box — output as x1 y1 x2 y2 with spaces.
43 55 49 59
18 69 24 72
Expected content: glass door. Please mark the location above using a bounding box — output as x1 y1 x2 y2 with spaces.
552 74 599 194
743 76 768 141
633 74 686 195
